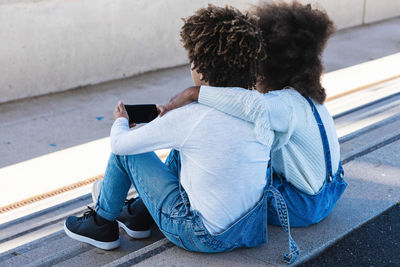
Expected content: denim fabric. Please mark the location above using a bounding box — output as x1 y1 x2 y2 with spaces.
95 150 268 253
267 164 346 227
267 98 347 227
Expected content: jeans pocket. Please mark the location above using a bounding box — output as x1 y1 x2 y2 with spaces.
161 229 184 249
169 195 191 218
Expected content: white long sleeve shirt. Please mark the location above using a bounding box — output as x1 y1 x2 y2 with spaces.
199 86 340 194
111 103 270 234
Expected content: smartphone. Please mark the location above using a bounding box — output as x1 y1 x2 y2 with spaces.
124 104 158 124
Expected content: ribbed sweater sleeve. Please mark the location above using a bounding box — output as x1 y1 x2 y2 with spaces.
199 86 293 148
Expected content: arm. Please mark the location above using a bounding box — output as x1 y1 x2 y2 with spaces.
200 86 297 149
198 86 267 123
158 85 292 146
160 85 277 127
158 85 265 122
111 103 193 156
199 86 293 133
158 86 200 117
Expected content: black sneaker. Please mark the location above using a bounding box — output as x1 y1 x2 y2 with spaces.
64 207 120 250
117 198 154 239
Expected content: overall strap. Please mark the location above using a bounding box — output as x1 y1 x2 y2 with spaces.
305 98 333 181
267 163 300 264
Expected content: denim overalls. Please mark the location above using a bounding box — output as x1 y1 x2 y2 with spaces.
267 98 348 228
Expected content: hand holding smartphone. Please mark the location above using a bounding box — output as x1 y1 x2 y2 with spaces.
124 104 158 124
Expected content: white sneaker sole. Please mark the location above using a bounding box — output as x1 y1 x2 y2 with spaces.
64 222 120 250
117 221 151 239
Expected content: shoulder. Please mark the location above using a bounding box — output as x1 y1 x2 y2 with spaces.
267 87 303 103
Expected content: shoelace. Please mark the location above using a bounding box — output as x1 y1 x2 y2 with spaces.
78 206 96 221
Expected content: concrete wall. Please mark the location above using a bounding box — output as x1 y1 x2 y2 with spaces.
364 0 400 24
0 0 399 103
289 0 400 29
0 0 259 103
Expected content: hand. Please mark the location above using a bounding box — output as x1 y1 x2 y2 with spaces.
114 101 136 128
158 86 200 117
113 101 134 125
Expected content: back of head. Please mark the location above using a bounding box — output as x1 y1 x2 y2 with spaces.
254 1 335 103
181 4 266 89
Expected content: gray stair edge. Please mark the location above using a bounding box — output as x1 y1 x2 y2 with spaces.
0 189 138 254
0 193 92 231
332 91 400 120
341 131 400 164
104 238 171 267
26 242 92 267
338 112 400 144
0 205 87 247
0 231 65 264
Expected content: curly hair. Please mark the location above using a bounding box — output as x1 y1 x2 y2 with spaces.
253 1 335 103
180 4 266 89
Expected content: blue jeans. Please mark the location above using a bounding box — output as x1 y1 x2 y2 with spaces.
95 150 268 253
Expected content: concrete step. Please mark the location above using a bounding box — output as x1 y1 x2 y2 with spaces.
0 188 137 254
105 120 400 267
326 77 400 117
333 91 400 137
1 226 165 267
104 90 400 266
1 82 399 266
0 189 166 266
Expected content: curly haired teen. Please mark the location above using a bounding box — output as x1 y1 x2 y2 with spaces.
159 0 347 254
181 5 265 89
64 4 282 258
